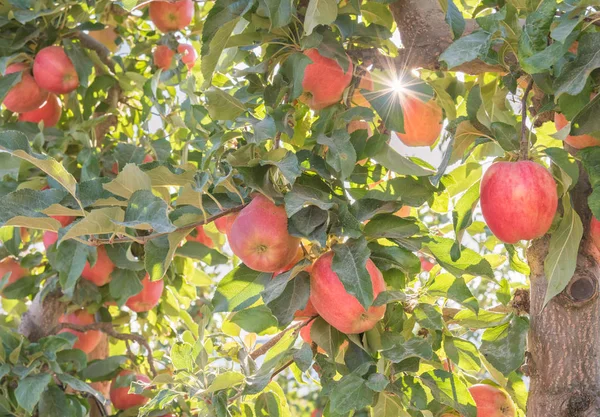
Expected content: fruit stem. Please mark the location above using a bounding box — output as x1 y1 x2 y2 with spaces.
519 78 534 161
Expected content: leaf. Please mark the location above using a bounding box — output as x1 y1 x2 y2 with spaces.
316 130 357 180
15 373 51 414
37 385 71 417
440 31 492 69
360 3 393 30
413 304 444 330
428 273 479 313
373 392 408 417
369 142 434 177
571 93 600 136
171 343 194 371
259 0 294 28
451 181 480 257
555 32 600 97
281 53 313 100
259 149 301 185
426 237 494 278
0 131 81 209
543 198 583 307
284 182 335 217
364 90 404 133
205 87 247 121
103 164 152 199
304 0 337 35
201 19 239 88
517 0 557 64
310 317 345 358
420 370 477 417
0 72 21 103
580 148 600 219
443 335 481 371
331 238 373 309
381 333 433 363
0 188 65 229
230 305 278 334
453 309 508 329
206 371 245 393
52 240 91 293
115 190 176 233
480 317 529 376
329 374 376 415
442 0 465 39
364 214 419 240
265 272 310 327
146 230 195 281
80 356 128 381
62 207 126 242
544 147 579 194
57 373 105 403
213 265 272 312
109 269 143 306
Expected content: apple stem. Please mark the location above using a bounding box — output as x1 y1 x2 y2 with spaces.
519 78 534 161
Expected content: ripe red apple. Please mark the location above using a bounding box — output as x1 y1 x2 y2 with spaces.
88 26 119 53
228 194 300 273
33 46 79 94
149 0 194 33
214 213 238 235
420 257 434 272
395 96 443 147
0 258 27 292
154 45 175 70
125 274 164 312
109 370 150 410
468 384 516 417
351 71 374 107
480 161 558 244
311 410 323 417
300 321 325 354
310 252 386 334
185 225 214 248
301 49 353 110
177 44 197 69
591 216 600 252
19 94 62 127
295 298 318 319
81 246 115 286
272 247 304 277
3 63 48 113
555 112 600 149
42 215 75 249
58 309 102 354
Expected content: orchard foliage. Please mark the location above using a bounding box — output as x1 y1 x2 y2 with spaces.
0 0 598 416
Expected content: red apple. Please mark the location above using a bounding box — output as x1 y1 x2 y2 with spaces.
228 194 300 273
395 96 443 147
3 63 48 113
351 71 374 107
88 26 119 53
395 206 411 218
295 298 318 319
149 0 194 33
177 43 197 69
33 46 79 94
555 112 600 149
81 245 115 286
125 274 164 312
58 309 102 354
43 215 75 249
214 213 238 235
468 384 516 417
186 225 214 248
154 45 175 70
420 257 434 272
591 216 600 252
272 247 304 277
19 94 62 127
480 161 558 244
109 370 150 410
311 410 323 417
310 252 386 334
301 48 353 110
0 258 27 292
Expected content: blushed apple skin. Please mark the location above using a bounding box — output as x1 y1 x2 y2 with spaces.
154 45 175 70
555 112 600 149
395 96 443 147
81 245 115 286
58 310 102 354
214 213 237 235
468 384 516 417
3 63 48 113
33 46 79 94
228 195 300 273
19 94 62 127
109 370 151 410
0 258 27 292
300 321 325 354
186 225 214 248
126 274 164 312
480 161 558 244
351 71 374 107
149 0 194 33
301 49 353 110
310 252 386 334
177 44 197 69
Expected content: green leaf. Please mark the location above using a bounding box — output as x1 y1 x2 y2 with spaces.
331 237 373 309
420 370 477 417
329 374 376 415
442 0 465 39
544 147 579 194
571 93 600 136
284 182 335 217
580 148 600 220
480 317 529 376
53 240 91 293
259 149 301 185
543 198 583 307
363 214 420 240
440 31 492 69
57 373 105 403
206 371 245 393
115 190 176 233
453 309 508 329
364 90 404 133
205 87 247 121
230 305 278 334
103 163 152 199
317 130 357 180
294 343 313 372
369 142 434 177
310 317 345 358
443 335 481 371
281 53 313 100
265 271 310 327
452 180 480 255
413 303 444 330
360 3 393 30
381 333 433 363
147 229 194 281
428 273 479 313
0 72 21 103
426 237 494 278
0 188 65 229
171 342 194 371
517 0 557 61
15 373 51 414
109 268 143 306
258 0 294 28
37 385 71 417
80 355 128 381
304 0 337 35
373 392 408 417
555 32 600 97
490 122 519 152
213 265 272 312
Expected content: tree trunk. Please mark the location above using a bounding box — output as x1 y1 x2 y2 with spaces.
89 334 111 417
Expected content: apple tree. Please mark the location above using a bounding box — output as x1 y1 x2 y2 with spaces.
0 0 598 416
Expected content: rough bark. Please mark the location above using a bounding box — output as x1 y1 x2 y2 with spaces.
19 290 66 341
527 163 600 417
89 334 111 417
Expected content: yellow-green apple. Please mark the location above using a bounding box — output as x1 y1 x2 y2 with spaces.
125 274 164 312
58 309 102 354
154 45 175 70
395 96 443 147
177 43 197 69
351 71 374 107
310 252 386 334
3 63 48 113
33 46 79 94
0 258 27 294
468 384 516 417
109 370 150 410
480 161 558 244
81 245 115 286
228 194 300 272
555 112 600 149
186 225 214 248
88 26 119 52
19 94 62 127
149 0 194 33
301 49 353 110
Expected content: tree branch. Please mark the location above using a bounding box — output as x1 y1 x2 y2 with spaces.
249 318 315 360
520 78 534 161
54 322 157 377
73 32 115 73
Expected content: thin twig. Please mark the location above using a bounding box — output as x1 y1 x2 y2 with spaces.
519 78 534 161
249 318 315 360
54 322 157 377
88 204 247 246
73 32 115 72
